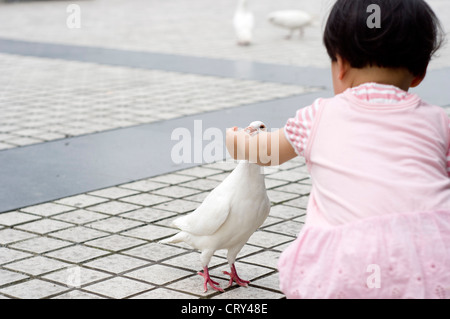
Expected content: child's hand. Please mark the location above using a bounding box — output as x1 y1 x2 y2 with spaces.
226 126 298 166
226 126 249 160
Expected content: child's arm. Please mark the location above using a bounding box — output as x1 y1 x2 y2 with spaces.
226 127 297 166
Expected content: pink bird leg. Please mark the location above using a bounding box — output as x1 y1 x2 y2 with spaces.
223 263 250 287
198 266 224 292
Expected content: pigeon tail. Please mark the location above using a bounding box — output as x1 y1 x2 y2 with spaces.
159 232 186 244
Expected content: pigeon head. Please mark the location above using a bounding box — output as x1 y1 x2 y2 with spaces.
244 121 267 136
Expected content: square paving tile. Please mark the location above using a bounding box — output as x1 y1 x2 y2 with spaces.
49 226 109 243
86 216 143 233
213 245 262 260
205 173 229 182
263 220 303 237
274 183 312 195
269 204 306 219
52 209 108 225
264 178 289 189
166 275 228 297
267 170 310 182
273 241 293 253
131 287 197 299
52 289 105 299
43 266 112 288
177 167 220 178
0 211 41 226
10 236 72 254
0 229 36 245
55 194 108 208
247 230 294 248
203 160 237 172
0 269 28 287
83 276 154 299
0 142 14 150
240 251 280 270
163 252 226 271
119 193 172 206
0 247 32 265
88 187 139 199
121 224 177 241
151 186 201 199
180 179 220 191
119 180 167 192
153 199 199 214
126 264 193 285
45 245 109 263
217 262 274 283
252 273 282 292
122 243 188 262
20 203 74 217
148 174 196 185
266 190 300 205
182 192 209 203
87 201 141 215
120 207 176 223
0 279 68 299
85 234 146 252
293 215 307 223
4 256 70 276
16 219 73 235
84 254 149 274
283 196 310 209
260 216 284 228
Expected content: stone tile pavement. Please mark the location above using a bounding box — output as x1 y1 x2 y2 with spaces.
0 53 316 150
0 157 309 299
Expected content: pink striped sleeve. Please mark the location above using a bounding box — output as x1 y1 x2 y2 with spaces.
284 98 321 156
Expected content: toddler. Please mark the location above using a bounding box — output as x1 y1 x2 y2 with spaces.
226 0 450 298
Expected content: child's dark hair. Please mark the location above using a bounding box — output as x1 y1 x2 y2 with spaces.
323 0 445 76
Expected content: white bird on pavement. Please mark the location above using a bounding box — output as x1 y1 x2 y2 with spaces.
160 121 271 292
268 10 313 39
233 0 255 46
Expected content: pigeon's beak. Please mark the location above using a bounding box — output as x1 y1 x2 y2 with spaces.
244 126 257 136
244 121 267 136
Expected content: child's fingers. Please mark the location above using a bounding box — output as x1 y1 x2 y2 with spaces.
227 126 238 133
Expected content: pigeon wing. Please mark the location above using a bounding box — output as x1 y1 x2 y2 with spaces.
172 187 231 236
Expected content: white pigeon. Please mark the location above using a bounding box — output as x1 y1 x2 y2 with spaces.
268 10 313 39
233 0 255 46
160 121 271 292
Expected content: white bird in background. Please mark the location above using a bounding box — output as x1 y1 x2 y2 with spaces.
160 121 271 293
268 10 313 39
233 0 255 46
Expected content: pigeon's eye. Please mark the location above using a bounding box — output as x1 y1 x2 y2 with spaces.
260 125 266 129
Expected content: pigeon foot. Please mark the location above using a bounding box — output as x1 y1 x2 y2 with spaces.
223 263 250 287
198 266 224 293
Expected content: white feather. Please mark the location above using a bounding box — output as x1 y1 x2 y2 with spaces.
160 122 271 271
268 10 313 38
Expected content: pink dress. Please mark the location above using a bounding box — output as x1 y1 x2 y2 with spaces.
278 83 450 299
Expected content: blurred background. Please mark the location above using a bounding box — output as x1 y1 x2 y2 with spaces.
0 0 447 67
